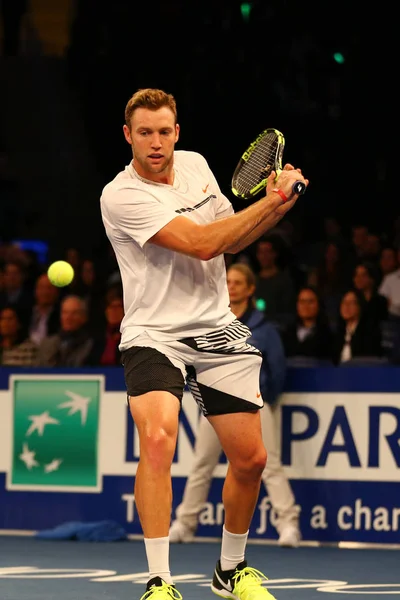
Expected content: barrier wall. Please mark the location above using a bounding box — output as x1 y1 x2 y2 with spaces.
0 367 399 544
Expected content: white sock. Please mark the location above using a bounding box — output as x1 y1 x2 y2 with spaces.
220 525 248 571
144 537 173 584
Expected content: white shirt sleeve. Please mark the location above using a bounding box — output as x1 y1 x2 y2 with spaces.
102 188 179 248
205 162 234 220
378 274 391 299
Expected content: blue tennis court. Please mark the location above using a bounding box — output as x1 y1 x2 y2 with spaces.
1 535 399 599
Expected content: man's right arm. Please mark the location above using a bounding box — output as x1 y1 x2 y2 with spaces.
149 169 307 260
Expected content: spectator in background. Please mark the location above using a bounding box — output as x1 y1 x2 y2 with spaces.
37 295 93 366
0 261 33 326
0 305 38 366
87 293 124 366
332 288 383 365
324 216 344 244
282 286 333 362
254 235 296 332
378 247 400 321
59 247 82 293
64 247 81 274
169 263 300 548
350 224 370 263
352 262 388 326
307 241 349 330
74 257 105 330
28 273 60 346
363 233 381 267
379 246 398 282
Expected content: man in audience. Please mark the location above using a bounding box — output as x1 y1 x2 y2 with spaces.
379 247 400 321
254 236 296 332
37 295 93 366
0 261 33 326
28 273 60 345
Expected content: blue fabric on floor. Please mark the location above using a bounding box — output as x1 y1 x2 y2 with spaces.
35 520 127 541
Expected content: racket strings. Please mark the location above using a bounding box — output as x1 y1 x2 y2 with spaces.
233 133 279 195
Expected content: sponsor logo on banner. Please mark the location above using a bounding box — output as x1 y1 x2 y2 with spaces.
278 393 400 481
7 375 103 492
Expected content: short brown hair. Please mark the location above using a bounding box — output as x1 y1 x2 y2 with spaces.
125 88 178 129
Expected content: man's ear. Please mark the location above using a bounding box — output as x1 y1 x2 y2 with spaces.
123 125 132 144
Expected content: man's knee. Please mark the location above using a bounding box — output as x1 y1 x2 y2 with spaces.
230 445 267 481
139 424 177 470
128 390 180 470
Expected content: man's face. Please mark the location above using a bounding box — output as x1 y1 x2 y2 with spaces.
4 263 23 291
0 308 19 337
123 107 179 179
35 275 59 306
227 269 255 304
256 242 276 269
60 298 86 333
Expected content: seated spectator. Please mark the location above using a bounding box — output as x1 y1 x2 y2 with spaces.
87 294 124 366
254 235 296 332
37 295 93 366
282 286 333 361
0 306 38 366
307 241 350 330
378 247 400 321
74 257 105 330
353 262 388 325
363 232 382 267
28 273 61 345
332 289 383 365
0 260 34 327
379 246 398 283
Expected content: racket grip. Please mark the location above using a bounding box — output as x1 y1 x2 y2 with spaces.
293 181 306 195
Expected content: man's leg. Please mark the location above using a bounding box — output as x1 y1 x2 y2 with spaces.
208 411 276 599
129 391 180 584
171 414 223 540
209 411 266 536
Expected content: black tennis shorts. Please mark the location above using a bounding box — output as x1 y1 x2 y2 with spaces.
121 321 263 417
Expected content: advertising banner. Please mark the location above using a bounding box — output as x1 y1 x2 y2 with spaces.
0 367 399 544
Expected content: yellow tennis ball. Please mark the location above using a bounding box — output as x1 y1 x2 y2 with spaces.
47 260 74 288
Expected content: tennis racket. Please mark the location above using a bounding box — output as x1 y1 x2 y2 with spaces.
231 128 306 200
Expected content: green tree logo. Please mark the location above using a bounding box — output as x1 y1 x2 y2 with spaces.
8 376 102 492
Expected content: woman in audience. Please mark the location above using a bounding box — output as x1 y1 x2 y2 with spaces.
352 262 388 325
75 257 105 330
0 305 38 366
332 288 383 365
282 286 333 361
87 292 124 366
307 241 350 330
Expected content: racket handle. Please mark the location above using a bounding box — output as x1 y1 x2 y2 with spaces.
293 181 306 195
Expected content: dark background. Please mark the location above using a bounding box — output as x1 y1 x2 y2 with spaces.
0 0 393 259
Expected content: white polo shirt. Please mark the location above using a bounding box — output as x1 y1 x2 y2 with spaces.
378 268 400 317
100 150 235 348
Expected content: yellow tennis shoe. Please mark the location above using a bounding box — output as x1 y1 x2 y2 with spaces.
140 576 183 600
211 560 277 600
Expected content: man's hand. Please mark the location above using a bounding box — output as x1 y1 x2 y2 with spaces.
266 163 309 215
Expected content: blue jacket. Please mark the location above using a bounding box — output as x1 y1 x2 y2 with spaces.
241 307 287 405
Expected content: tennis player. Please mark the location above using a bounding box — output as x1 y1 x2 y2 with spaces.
100 88 308 600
